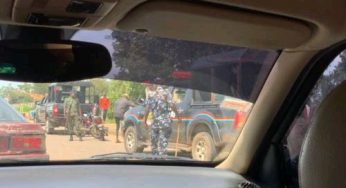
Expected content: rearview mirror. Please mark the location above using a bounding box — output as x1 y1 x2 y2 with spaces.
0 40 112 82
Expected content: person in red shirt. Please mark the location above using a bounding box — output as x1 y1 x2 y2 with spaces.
99 95 110 121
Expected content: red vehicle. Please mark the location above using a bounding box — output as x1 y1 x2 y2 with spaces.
0 98 48 162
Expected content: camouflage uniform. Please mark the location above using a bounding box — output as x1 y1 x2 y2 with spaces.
146 87 174 156
64 96 82 139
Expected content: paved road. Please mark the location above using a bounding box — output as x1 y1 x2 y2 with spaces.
44 125 191 161
46 125 127 161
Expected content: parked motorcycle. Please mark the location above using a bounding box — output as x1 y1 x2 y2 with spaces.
80 113 108 141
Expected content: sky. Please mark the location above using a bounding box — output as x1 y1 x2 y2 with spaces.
71 29 114 55
72 29 119 77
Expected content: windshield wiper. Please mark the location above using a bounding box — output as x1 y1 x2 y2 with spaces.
88 152 193 161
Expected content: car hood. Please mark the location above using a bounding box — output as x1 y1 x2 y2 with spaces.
125 105 145 116
0 123 44 135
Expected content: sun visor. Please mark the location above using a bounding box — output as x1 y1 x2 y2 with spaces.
117 1 312 49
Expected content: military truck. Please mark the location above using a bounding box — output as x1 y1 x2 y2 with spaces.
34 81 99 134
122 88 252 161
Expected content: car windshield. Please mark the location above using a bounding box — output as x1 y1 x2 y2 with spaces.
0 28 278 163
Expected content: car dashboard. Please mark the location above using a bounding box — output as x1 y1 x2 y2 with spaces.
0 164 249 188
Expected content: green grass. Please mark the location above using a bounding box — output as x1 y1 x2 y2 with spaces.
15 104 35 113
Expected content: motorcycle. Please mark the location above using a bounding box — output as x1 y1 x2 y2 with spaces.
80 113 108 141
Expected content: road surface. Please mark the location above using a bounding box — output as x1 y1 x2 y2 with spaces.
44 124 192 161
46 124 127 161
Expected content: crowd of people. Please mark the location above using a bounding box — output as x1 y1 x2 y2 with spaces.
64 83 181 157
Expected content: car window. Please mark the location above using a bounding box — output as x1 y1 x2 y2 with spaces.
286 50 346 159
0 98 26 123
284 50 346 186
172 88 186 104
0 28 278 164
193 90 212 103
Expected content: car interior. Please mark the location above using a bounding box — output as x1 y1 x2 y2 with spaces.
0 0 345 187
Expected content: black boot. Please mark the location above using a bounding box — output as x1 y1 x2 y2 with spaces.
115 129 120 143
69 135 73 141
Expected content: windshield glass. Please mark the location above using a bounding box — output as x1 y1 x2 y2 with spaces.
0 29 278 163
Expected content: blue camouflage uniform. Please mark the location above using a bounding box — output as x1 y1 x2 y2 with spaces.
146 87 174 156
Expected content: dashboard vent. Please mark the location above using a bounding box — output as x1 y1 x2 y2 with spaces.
238 181 260 188
27 13 85 27
66 0 102 14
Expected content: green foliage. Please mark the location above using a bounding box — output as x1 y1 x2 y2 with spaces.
17 83 48 95
90 79 109 96
15 103 35 113
105 80 145 119
0 85 33 104
31 83 49 95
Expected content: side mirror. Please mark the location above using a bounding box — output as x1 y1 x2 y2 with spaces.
137 98 145 105
35 101 40 105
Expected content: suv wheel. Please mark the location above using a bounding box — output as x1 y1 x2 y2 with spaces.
124 126 144 153
45 119 54 134
192 132 216 161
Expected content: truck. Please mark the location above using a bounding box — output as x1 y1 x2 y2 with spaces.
122 87 252 161
34 81 99 134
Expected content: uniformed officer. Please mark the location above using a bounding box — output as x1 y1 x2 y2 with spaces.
144 85 180 156
64 90 83 141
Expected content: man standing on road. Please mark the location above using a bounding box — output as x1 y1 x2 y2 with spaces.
114 94 135 143
64 90 83 141
99 95 110 122
144 85 180 156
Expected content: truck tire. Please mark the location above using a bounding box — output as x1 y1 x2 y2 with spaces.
45 120 54 134
124 126 144 153
192 132 216 161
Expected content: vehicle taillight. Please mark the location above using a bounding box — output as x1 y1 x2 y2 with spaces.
11 136 43 151
234 111 247 129
171 71 192 80
53 104 59 116
0 137 9 152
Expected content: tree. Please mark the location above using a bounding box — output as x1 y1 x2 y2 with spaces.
31 83 49 95
90 79 109 96
0 85 34 104
308 50 346 111
110 31 238 83
18 83 33 93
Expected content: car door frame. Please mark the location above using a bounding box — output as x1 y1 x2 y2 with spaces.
36 96 47 123
246 41 346 187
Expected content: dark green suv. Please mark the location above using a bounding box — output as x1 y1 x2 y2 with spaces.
122 88 252 161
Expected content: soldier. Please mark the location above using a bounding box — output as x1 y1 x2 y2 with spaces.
144 85 180 156
64 90 83 141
